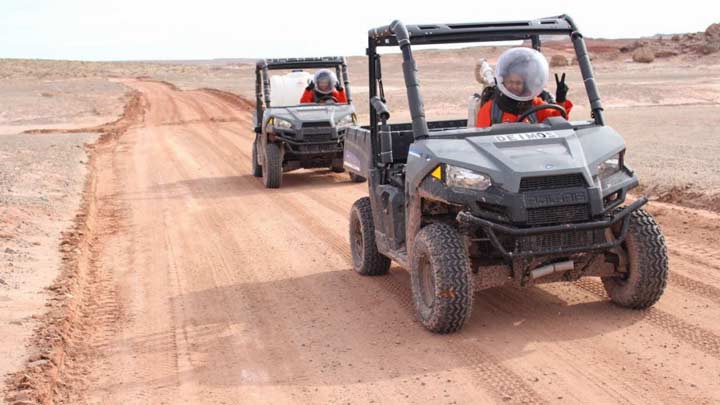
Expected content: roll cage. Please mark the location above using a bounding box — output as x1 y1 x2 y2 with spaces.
365 15 606 148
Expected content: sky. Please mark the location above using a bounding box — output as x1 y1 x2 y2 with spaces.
1 0 719 61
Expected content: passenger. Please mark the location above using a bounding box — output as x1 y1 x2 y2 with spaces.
476 47 572 127
300 69 348 104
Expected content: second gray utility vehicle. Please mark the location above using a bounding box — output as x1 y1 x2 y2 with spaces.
253 57 358 188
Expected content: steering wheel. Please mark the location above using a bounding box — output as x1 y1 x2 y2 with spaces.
317 95 338 104
515 104 567 123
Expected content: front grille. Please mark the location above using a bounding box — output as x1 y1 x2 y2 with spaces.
304 133 332 142
519 173 586 192
302 121 331 128
291 143 342 154
527 204 590 225
501 228 607 254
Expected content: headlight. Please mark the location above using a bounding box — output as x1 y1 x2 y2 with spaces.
274 118 293 129
445 165 492 191
336 114 357 127
598 152 623 180
269 117 292 129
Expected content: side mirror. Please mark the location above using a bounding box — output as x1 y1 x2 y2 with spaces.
370 96 390 121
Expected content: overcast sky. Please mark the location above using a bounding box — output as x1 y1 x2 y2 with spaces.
1 0 718 61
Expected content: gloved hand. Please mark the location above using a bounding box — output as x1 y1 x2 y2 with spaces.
317 94 338 104
335 82 344 92
305 81 315 91
555 73 568 103
540 90 555 104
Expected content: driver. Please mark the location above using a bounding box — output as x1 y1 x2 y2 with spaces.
300 69 348 104
475 47 572 127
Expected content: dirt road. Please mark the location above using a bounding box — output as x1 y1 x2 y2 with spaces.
29 79 720 404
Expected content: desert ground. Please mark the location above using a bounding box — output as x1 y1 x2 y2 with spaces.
1 30 720 404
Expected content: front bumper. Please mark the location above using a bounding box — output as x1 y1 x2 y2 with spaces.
457 197 647 259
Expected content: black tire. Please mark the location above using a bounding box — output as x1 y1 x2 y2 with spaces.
349 172 366 183
262 143 282 188
411 223 473 334
330 159 345 173
349 197 390 276
251 140 262 177
602 208 668 309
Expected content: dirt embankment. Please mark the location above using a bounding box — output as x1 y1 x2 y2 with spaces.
0 132 99 400
3 92 145 405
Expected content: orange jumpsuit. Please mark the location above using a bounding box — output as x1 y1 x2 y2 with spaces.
476 98 573 127
300 88 348 104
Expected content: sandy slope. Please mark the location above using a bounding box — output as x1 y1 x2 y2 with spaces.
10 79 715 404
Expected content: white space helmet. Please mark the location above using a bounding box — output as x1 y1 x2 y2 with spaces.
313 69 338 95
495 47 549 102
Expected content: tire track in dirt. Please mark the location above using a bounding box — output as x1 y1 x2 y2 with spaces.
574 279 720 359
372 269 550 404
668 272 720 305
156 132 250 403
199 124 358 265
89 93 189 404
87 86 228 403
138 91 194 400
302 188 356 219
189 144 356 275
85 88 260 402
477 286 678 403
668 240 720 272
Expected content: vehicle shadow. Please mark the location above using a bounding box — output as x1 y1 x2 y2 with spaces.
91 268 649 393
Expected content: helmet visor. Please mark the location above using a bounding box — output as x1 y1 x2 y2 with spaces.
495 47 549 102
313 69 338 95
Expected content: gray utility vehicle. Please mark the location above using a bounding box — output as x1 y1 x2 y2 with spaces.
345 16 669 333
252 57 358 188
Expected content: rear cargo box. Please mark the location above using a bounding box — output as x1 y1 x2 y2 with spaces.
343 127 372 177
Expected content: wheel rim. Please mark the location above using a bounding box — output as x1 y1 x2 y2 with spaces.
417 254 435 307
351 213 364 268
